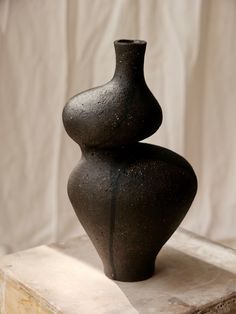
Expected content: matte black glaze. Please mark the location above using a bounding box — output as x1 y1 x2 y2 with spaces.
63 39 197 282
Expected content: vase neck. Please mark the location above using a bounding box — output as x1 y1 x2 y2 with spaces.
113 39 146 81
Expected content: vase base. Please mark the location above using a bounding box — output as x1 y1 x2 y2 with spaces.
104 263 155 282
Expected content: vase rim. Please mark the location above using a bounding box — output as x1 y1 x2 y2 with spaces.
114 39 146 46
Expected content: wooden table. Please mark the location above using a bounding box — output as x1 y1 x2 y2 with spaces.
0 228 236 313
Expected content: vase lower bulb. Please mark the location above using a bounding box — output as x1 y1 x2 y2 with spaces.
63 39 197 282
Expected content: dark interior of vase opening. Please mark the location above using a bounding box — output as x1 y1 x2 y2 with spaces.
117 39 146 45
118 40 134 43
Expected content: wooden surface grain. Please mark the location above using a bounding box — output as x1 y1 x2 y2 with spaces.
0 229 236 314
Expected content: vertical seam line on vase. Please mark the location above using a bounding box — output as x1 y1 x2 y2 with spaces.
109 165 123 280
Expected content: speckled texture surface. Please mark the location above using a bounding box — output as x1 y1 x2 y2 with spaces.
63 40 197 281
0 229 235 314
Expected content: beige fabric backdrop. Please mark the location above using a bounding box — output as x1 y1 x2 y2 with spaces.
0 0 236 254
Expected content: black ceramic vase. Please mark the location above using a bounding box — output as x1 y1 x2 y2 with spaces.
63 39 197 282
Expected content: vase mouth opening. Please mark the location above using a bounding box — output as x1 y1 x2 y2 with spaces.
115 39 146 46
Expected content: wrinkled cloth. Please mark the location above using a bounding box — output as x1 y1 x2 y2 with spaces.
0 0 236 254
